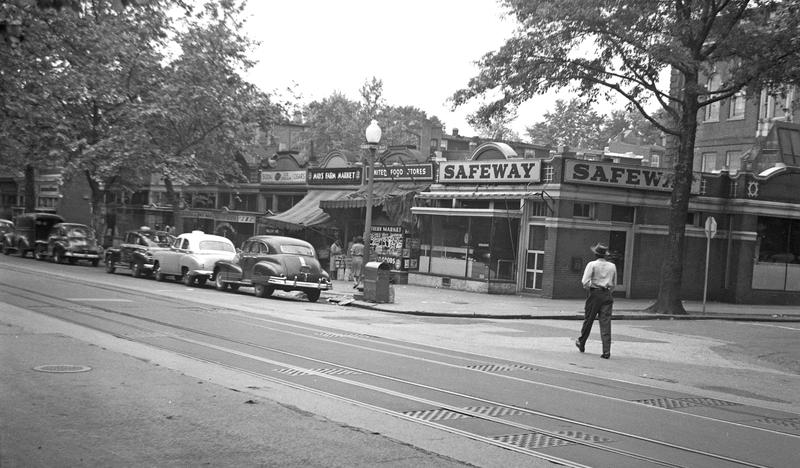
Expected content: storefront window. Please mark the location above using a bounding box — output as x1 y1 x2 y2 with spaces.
419 215 518 281
753 216 800 291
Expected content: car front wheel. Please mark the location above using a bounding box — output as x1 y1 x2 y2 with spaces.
34 247 46 261
154 264 166 282
105 259 116 273
215 272 228 291
132 262 143 278
254 283 274 298
182 271 194 286
53 249 65 264
305 289 321 303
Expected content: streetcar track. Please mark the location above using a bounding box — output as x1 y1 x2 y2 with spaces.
2 279 786 468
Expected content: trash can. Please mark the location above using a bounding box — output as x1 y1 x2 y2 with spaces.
363 261 393 303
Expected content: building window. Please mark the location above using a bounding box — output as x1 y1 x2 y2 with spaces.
573 202 593 219
528 201 548 217
703 74 721 122
728 89 746 120
650 154 661 168
725 150 742 173
542 163 554 182
753 217 800 291
701 152 719 172
611 205 635 223
686 212 701 226
728 180 738 198
700 178 708 195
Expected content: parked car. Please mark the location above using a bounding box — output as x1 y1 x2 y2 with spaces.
0 219 14 252
2 212 64 257
34 222 103 266
151 231 236 286
213 235 332 302
104 227 175 277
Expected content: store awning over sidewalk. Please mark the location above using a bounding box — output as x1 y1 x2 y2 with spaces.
415 190 544 199
320 183 430 209
261 189 352 230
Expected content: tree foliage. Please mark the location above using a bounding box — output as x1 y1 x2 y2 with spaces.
303 77 442 157
453 0 800 314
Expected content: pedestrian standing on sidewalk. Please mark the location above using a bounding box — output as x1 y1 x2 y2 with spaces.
349 236 365 289
576 242 617 359
329 238 343 279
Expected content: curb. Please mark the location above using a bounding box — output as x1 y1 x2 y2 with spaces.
324 295 800 322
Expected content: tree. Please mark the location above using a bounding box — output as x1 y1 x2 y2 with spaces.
453 0 800 314
467 102 520 141
141 0 281 229
525 99 607 148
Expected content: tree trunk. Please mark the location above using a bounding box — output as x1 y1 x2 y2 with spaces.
646 89 701 315
85 171 107 245
164 177 182 232
24 164 36 212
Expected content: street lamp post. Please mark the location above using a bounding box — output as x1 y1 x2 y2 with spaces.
361 119 382 274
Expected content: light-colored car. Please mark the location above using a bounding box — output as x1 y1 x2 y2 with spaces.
213 235 332 302
151 231 236 286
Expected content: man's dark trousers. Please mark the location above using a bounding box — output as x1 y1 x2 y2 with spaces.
578 288 613 354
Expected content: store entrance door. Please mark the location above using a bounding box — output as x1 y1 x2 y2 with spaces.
608 229 630 294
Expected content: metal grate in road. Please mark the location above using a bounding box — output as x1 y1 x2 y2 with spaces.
466 363 538 373
403 408 472 421
556 430 613 443
494 432 574 449
403 405 526 422
633 397 742 409
755 417 800 430
273 367 361 377
314 332 372 339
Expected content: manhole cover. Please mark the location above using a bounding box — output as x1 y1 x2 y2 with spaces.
33 365 92 373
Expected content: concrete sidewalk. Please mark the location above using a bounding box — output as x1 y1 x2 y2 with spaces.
322 279 800 321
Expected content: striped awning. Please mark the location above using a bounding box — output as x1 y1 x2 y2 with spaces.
261 189 352 230
415 190 542 200
320 183 430 209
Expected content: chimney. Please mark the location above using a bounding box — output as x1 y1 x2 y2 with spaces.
452 128 459 136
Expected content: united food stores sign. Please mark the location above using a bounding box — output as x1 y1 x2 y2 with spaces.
373 163 434 181
565 160 700 193
438 160 541 184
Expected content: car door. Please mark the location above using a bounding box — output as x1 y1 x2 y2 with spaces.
120 232 138 264
162 236 186 274
241 241 262 281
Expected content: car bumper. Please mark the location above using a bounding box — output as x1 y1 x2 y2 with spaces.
189 269 214 277
267 277 332 290
66 252 101 259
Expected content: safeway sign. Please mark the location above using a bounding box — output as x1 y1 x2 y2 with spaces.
704 216 717 239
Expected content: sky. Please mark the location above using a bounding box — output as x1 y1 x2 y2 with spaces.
241 0 617 138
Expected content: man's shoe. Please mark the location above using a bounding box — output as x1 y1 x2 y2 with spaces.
601 353 610 359
575 339 584 353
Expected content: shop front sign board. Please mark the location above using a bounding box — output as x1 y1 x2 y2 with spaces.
565 160 700 193
373 163 434 181
307 167 363 185
438 160 541 184
260 170 307 184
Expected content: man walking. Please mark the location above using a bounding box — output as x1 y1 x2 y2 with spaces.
576 242 617 359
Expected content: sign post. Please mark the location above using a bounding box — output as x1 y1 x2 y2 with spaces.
703 216 717 314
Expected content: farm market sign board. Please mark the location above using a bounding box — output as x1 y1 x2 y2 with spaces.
438 160 541 184
565 160 700 193
307 167 363 185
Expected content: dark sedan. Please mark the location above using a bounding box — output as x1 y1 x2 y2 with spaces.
213 235 332 302
105 228 174 277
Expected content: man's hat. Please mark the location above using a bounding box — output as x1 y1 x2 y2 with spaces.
590 242 609 256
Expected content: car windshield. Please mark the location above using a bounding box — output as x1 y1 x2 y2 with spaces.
198 240 235 252
142 232 173 246
66 226 92 238
279 244 314 256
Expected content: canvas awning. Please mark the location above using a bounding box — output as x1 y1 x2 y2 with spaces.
261 189 352 230
415 190 543 200
320 183 430 209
